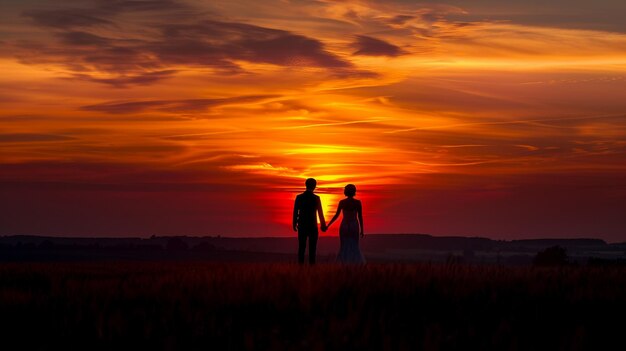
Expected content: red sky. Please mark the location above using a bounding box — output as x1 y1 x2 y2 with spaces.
1 0 625 241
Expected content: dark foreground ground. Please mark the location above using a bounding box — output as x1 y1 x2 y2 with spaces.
1 262 625 350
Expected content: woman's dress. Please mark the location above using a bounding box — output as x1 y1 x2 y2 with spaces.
337 202 365 264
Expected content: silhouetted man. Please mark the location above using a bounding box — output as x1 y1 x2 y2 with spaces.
293 178 326 264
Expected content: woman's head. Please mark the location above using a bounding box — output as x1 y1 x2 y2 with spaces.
344 184 357 197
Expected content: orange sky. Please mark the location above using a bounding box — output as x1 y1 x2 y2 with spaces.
1 0 626 240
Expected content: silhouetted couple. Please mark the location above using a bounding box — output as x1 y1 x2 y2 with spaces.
292 178 365 264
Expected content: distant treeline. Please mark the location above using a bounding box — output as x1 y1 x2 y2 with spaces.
0 234 624 264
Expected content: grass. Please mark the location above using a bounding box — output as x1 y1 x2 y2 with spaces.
1 262 624 350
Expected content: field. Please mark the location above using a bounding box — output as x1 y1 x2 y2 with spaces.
1 262 624 350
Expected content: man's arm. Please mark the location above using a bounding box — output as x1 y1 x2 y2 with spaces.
292 196 299 232
316 196 326 229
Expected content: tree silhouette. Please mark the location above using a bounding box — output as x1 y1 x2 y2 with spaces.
166 237 188 251
533 246 568 266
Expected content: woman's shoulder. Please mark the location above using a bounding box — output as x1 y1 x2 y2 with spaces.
353 198 362 207
343 197 361 207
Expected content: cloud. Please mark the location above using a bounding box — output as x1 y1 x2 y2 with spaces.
352 35 406 56
56 31 111 46
22 9 113 29
387 15 416 25
22 0 193 29
96 0 193 13
316 1 471 39
153 19 353 68
0 133 75 142
13 5 360 85
436 0 626 33
11 37 161 75
243 33 351 67
68 70 178 87
81 95 280 114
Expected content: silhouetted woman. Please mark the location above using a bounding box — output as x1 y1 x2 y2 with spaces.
326 184 365 264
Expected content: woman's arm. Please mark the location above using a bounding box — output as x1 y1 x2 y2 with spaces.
357 200 364 237
326 200 343 228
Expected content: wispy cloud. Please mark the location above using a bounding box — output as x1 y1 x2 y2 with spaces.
81 95 280 113
352 35 406 57
0 133 75 142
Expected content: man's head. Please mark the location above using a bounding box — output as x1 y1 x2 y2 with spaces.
305 178 317 191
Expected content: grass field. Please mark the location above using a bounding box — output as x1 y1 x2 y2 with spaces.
1 262 624 350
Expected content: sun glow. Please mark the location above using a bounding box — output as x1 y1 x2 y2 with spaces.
285 145 369 155
317 192 342 223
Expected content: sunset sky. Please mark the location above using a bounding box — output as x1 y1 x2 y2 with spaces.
1 0 625 240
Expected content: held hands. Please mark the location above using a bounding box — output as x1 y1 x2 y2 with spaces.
323 219 335 233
